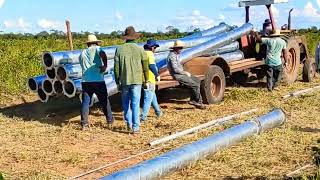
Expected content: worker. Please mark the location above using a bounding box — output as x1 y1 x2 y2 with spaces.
315 42 320 72
114 26 149 134
255 30 288 91
140 39 162 122
79 34 114 130
262 19 272 36
166 40 205 109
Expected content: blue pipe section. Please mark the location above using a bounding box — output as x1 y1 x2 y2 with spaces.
28 75 47 92
42 23 231 68
100 109 285 180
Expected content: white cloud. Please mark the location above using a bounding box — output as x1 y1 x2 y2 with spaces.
37 19 61 29
173 10 214 30
3 18 31 30
0 0 5 8
115 11 123 21
292 1 320 22
219 14 225 21
317 0 320 8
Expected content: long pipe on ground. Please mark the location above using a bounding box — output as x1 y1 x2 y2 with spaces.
37 88 49 103
282 85 320 99
42 79 54 96
42 23 231 69
53 79 63 94
100 109 285 180
149 108 258 146
28 75 46 92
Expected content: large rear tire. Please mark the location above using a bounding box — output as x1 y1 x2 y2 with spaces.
201 65 226 104
283 38 300 84
302 58 317 82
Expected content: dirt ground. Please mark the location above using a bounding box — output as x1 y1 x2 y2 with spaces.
0 75 319 179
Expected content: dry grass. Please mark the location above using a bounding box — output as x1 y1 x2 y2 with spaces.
0 74 319 179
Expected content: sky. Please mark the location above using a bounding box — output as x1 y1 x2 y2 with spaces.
0 0 320 33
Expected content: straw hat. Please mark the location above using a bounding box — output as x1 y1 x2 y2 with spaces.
269 29 282 37
85 34 102 44
122 26 141 40
170 40 185 49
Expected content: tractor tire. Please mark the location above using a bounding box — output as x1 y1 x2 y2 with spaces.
302 58 317 82
283 38 300 84
201 65 226 104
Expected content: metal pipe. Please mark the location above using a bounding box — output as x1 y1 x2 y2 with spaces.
156 23 253 70
282 85 320 99
46 68 56 79
219 50 244 63
42 79 54 96
37 88 49 103
42 24 231 68
53 79 63 94
63 74 117 98
28 75 46 92
204 41 239 56
149 108 258 146
184 22 231 38
100 109 285 180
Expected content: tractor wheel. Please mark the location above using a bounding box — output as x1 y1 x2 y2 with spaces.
283 38 300 84
302 58 317 82
201 65 226 104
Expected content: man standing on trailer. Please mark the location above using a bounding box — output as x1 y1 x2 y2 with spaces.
166 40 205 109
79 34 114 130
256 30 288 91
114 26 149 134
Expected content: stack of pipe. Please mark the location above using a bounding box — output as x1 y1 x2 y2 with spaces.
28 22 253 103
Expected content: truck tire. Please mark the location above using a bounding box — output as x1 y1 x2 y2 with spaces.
283 38 300 84
302 58 316 82
201 65 226 104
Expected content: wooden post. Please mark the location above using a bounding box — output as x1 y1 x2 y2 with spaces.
66 20 74 50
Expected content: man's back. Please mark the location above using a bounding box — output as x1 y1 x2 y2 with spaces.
262 37 287 66
115 43 147 85
79 46 104 82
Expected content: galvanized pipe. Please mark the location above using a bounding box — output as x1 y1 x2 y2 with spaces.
42 79 54 96
46 68 56 79
219 50 244 63
100 109 285 180
37 88 49 103
42 24 231 69
204 41 239 56
185 22 231 37
28 75 46 92
53 79 63 94
63 74 117 98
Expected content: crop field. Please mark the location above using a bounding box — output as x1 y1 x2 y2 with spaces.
0 33 319 179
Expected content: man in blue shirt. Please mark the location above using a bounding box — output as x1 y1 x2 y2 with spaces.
256 30 288 91
79 35 114 130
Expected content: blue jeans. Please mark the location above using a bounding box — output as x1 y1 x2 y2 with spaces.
121 84 142 132
81 82 113 127
141 84 161 121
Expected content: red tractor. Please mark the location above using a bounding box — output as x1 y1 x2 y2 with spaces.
157 0 316 104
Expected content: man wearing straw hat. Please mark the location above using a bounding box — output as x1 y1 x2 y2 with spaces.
256 29 288 91
167 40 205 109
114 26 149 134
79 34 114 131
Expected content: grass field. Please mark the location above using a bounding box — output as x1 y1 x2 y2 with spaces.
0 70 319 179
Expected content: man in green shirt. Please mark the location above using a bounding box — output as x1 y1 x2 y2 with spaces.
256 30 288 91
114 26 149 134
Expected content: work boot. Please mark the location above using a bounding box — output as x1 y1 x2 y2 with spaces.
81 124 90 131
193 102 206 110
188 100 197 106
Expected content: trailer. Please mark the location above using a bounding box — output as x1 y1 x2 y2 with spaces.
157 0 316 104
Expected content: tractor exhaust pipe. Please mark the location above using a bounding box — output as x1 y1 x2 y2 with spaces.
100 109 285 180
288 8 293 30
